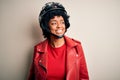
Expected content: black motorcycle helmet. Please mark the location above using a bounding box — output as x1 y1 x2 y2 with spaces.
39 2 70 39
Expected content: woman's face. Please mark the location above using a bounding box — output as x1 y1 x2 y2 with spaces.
48 16 66 37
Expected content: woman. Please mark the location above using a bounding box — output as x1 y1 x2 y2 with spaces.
28 2 89 80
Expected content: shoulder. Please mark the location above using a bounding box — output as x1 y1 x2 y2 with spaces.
34 39 48 51
71 38 81 44
64 36 82 46
68 36 82 45
64 36 81 45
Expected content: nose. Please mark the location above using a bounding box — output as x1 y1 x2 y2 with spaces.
57 22 62 28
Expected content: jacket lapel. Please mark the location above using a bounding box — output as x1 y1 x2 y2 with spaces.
37 39 48 72
64 36 79 80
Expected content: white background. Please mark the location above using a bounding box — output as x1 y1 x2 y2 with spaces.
0 0 120 80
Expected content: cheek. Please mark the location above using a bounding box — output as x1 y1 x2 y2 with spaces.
49 26 56 32
49 26 55 30
48 25 53 30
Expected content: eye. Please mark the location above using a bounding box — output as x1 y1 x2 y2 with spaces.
61 21 65 24
50 22 57 25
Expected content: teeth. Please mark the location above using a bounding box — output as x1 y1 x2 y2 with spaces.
56 30 62 33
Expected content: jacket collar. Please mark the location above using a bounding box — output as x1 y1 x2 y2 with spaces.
37 35 78 53
36 39 48 53
64 36 78 50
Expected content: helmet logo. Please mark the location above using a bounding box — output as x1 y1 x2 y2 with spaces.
53 5 57 8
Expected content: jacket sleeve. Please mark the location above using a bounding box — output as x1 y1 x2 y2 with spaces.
27 62 35 80
77 44 89 80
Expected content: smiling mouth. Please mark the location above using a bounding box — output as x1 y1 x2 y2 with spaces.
56 29 63 34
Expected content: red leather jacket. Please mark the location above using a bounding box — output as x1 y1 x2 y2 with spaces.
28 36 89 80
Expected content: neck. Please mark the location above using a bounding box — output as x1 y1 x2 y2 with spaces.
49 36 65 48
